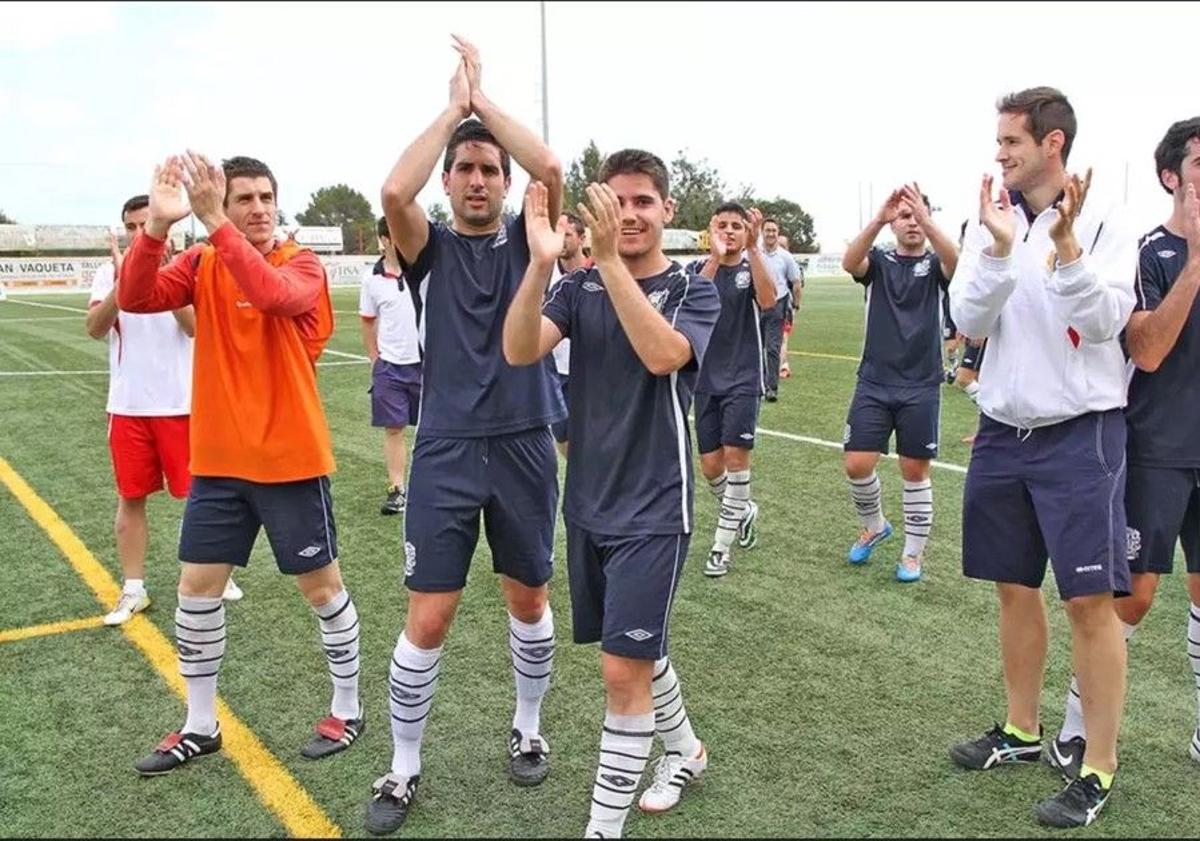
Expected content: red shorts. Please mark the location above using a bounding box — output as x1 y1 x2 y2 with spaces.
107 414 191 500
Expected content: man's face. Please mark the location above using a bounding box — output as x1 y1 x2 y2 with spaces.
605 173 673 260
442 140 509 228
1165 136 1200 198
378 234 392 256
762 221 779 249
224 175 277 248
122 206 150 239
995 111 1056 193
559 216 582 259
712 211 749 254
890 206 926 249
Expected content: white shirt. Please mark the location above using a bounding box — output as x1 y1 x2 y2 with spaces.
761 246 800 299
548 261 571 376
949 194 1137 430
88 263 193 416
358 263 421 365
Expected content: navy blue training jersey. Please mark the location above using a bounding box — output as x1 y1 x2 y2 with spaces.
688 258 765 396
1125 226 1198 467
401 214 565 438
854 247 950 387
542 261 720 535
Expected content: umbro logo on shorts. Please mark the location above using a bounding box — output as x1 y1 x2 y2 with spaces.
624 629 654 642
740 432 755 441
297 545 322 558
926 442 937 451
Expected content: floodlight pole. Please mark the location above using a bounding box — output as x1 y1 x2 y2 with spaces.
540 1 550 144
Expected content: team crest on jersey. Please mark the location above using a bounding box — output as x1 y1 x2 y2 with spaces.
1158 250 1177 259
1126 527 1142 562
647 289 669 311
913 258 931 278
404 541 417 578
734 270 752 289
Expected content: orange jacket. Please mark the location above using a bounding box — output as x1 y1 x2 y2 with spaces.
118 223 335 482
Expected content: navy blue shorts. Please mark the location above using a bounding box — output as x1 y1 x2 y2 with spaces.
962 410 1131 600
371 360 422 428
403 427 558 592
551 374 569 444
1125 465 1200 575
179 475 337 574
960 340 986 372
566 526 689 660
695 392 761 453
844 380 940 459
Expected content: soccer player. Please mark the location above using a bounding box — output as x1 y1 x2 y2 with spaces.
759 217 798 402
548 211 591 454
502 152 720 839
840 186 958 582
690 203 777 577
86 196 243 626
364 36 566 834
119 152 364 772
947 87 1137 828
360 216 422 515
1048 116 1200 776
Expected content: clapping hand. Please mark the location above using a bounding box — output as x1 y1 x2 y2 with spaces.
979 174 1016 255
525 181 564 266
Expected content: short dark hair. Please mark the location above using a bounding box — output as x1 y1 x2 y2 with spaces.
443 119 511 178
121 194 149 220
996 86 1077 163
562 212 585 236
222 156 278 204
377 216 391 239
713 201 749 221
1154 117 1200 195
598 149 670 200
762 217 780 229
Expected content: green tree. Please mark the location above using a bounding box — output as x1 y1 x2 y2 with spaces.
296 184 375 253
668 151 727 231
275 209 288 226
0 209 15 224
735 190 819 253
564 140 605 217
427 202 450 224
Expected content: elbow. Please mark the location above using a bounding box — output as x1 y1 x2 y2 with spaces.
1130 345 1162 373
501 335 533 368
840 259 854 274
542 155 564 187
381 182 405 214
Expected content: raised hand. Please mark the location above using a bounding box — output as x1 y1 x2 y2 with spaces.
707 215 729 259
449 58 471 119
108 229 124 279
148 155 191 231
179 150 227 229
1183 183 1200 254
1049 167 1093 243
900 182 932 230
525 181 564 266
746 207 764 251
979 174 1016 254
578 183 620 263
450 33 482 102
874 189 905 225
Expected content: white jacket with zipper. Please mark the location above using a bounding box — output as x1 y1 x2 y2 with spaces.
949 194 1137 431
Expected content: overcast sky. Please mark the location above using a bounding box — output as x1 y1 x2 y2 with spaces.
1 1 1194 249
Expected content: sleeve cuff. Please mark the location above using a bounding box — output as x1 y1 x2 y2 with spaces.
1049 256 1090 293
979 253 1012 272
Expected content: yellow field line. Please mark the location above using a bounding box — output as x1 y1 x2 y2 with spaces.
0 615 108 643
0 455 341 839
789 349 861 362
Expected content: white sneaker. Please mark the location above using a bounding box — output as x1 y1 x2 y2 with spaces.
703 550 729 578
1189 727 1200 764
637 742 707 813
222 578 244 602
104 591 150 626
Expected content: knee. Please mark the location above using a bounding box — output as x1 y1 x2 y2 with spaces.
844 455 875 480
406 609 454 649
506 587 549 625
1064 593 1117 631
601 657 648 707
177 565 228 599
723 448 750 472
1114 593 1152 627
114 497 146 530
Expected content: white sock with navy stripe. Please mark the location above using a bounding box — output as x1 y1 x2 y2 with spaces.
849 472 886 534
1189 603 1200 726
902 479 933 557
585 710 654 838
651 659 698 758
707 471 727 502
389 632 442 777
177 594 225 737
510 607 555 735
315 589 360 720
1061 620 1138 741
714 470 750 553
